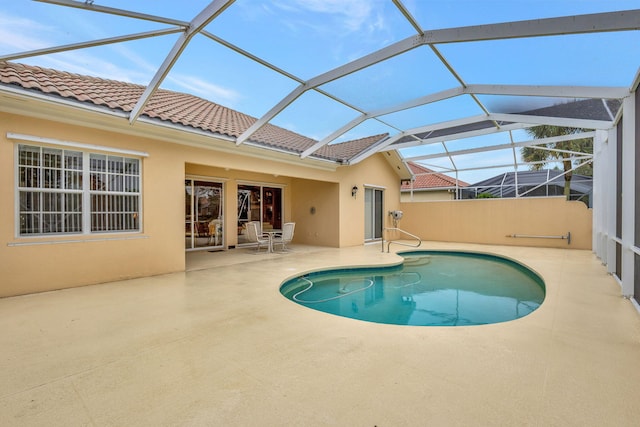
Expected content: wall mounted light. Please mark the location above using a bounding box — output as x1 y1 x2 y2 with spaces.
351 185 359 198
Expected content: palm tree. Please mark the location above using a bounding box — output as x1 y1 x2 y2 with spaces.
521 125 593 198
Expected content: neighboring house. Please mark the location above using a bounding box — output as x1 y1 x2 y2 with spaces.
401 162 469 202
463 170 593 206
0 62 411 297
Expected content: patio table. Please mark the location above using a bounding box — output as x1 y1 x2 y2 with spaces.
263 229 281 253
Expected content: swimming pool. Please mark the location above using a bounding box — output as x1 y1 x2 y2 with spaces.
279 251 545 326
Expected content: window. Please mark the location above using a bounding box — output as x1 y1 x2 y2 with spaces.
17 144 141 236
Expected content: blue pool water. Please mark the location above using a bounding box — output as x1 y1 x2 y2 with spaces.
279 251 545 326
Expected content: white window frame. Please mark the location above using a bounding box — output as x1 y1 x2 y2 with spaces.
11 133 146 238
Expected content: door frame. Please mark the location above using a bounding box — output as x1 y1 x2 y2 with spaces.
185 176 225 252
364 186 384 242
236 182 284 247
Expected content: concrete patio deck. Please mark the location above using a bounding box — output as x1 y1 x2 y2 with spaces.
1 242 640 426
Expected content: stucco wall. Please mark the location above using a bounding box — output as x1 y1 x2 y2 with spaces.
336 152 404 247
0 110 401 296
399 197 592 249
291 179 339 247
1 114 187 296
2 104 588 298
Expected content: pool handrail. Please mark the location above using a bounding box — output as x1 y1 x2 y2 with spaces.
383 227 422 253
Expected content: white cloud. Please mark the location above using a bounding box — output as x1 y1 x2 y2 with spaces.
0 11 142 82
0 10 241 105
273 0 383 34
293 0 374 32
0 13 57 52
166 74 241 105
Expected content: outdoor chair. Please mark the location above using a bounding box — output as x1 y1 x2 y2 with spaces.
208 219 222 245
273 222 295 252
245 221 270 252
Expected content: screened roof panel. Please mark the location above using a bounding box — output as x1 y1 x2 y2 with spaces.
401 143 446 158
401 0 636 29
441 132 516 153
269 89 361 141
468 170 593 195
436 32 640 87
334 119 397 145
202 0 417 80
476 95 595 116
0 12 183 84
518 98 620 122
449 148 518 177
379 95 485 131
392 120 511 147
17 34 181 85
317 45 458 112
166 35 301 117
410 158 457 174
66 0 212 20
0 0 638 183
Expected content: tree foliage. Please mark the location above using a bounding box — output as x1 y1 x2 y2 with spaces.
521 125 593 198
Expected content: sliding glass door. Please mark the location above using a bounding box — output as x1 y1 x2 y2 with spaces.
185 179 223 251
237 184 282 245
364 187 384 241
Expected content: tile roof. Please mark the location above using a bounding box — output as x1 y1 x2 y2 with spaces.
0 61 387 163
316 134 388 163
402 161 469 190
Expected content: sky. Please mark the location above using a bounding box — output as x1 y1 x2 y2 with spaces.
1 0 639 184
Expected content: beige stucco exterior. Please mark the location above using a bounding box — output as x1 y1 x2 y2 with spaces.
0 91 591 298
399 197 592 249
0 105 402 297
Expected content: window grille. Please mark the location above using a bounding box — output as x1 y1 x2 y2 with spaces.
17 144 141 236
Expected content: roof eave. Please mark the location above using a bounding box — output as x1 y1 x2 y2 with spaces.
0 85 341 171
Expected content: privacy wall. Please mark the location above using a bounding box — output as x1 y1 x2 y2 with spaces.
399 197 592 250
